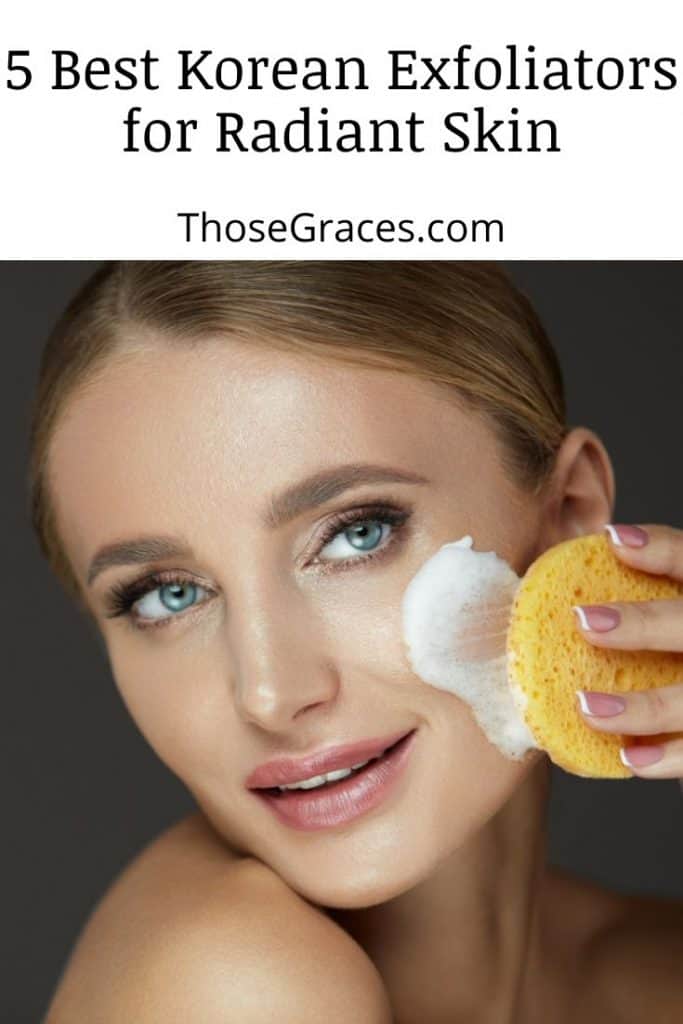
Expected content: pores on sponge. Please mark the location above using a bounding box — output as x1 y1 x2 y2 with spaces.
401 535 538 759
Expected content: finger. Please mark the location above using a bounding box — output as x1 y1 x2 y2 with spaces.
572 599 683 652
618 736 683 780
576 681 683 735
603 523 683 582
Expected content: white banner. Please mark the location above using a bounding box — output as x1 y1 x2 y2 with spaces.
1 0 682 256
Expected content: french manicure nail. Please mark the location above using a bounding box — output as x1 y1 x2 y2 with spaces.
572 605 621 632
576 690 626 716
604 524 649 548
620 745 663 768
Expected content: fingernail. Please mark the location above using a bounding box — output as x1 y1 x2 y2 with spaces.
604 524 649 548
576 690 626 716
620 745 663 768
572 604 621 632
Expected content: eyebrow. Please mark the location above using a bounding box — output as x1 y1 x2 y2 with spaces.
86 462 429 587
87 536 194 587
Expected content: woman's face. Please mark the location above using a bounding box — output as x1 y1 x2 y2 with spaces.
50 337 550 908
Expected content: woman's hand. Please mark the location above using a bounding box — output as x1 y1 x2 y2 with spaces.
573 523 683 779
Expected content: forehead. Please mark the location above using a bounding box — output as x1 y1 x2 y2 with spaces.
48 338 506 573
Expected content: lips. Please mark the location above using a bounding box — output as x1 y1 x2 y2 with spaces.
245 728 414 789
252 729 418 831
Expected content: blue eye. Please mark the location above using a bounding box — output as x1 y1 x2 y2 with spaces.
135 580 212 623
104 504 412 630
104 574 213 629
313 505 412 567
148 581 196 612
318 519 390 561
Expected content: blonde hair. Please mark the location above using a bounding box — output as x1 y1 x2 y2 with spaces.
27 261 568 611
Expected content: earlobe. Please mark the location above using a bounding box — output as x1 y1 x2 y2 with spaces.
542 427 616 544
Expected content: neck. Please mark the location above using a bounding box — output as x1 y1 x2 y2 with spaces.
328 756 552 1023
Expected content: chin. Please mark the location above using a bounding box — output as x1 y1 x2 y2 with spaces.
283 861 428 911
275 826 472 911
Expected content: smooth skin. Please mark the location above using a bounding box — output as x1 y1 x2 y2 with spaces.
43 339 683 1023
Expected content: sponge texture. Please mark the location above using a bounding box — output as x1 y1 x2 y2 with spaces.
507 533 683 777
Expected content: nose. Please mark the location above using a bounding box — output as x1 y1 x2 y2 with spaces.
229 584 339 733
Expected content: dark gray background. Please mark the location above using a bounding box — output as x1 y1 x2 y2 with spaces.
3 263 682 1023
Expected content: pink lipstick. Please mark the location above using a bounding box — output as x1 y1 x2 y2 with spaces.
247 729 417 831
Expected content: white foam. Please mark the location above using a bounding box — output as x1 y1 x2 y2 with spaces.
401 535 539 759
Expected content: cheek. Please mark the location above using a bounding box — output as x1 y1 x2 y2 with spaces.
106 640 234 781
427 757 535 866
319 575 533 797
313 571 509 769
313 568 415 681
405 671 538 816
421 698 540 849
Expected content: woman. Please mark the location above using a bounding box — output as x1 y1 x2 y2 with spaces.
35 262 682 1023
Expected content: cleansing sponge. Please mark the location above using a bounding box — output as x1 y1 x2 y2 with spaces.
507 532 683 777
401 532 683 778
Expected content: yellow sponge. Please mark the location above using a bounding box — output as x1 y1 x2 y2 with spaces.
507 532 683 777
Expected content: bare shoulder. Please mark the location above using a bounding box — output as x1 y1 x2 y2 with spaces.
45 812 392 1023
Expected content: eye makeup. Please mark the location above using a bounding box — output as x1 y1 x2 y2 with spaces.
102 569 214 631
306 501 412 575
101 498 414 632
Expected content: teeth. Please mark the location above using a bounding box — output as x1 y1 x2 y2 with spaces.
277 757 373 792
325 767 355 781
281 773 330 791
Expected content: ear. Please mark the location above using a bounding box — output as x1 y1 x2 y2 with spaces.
536 427 616 549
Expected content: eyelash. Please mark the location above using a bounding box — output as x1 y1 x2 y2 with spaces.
103 501 413 632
